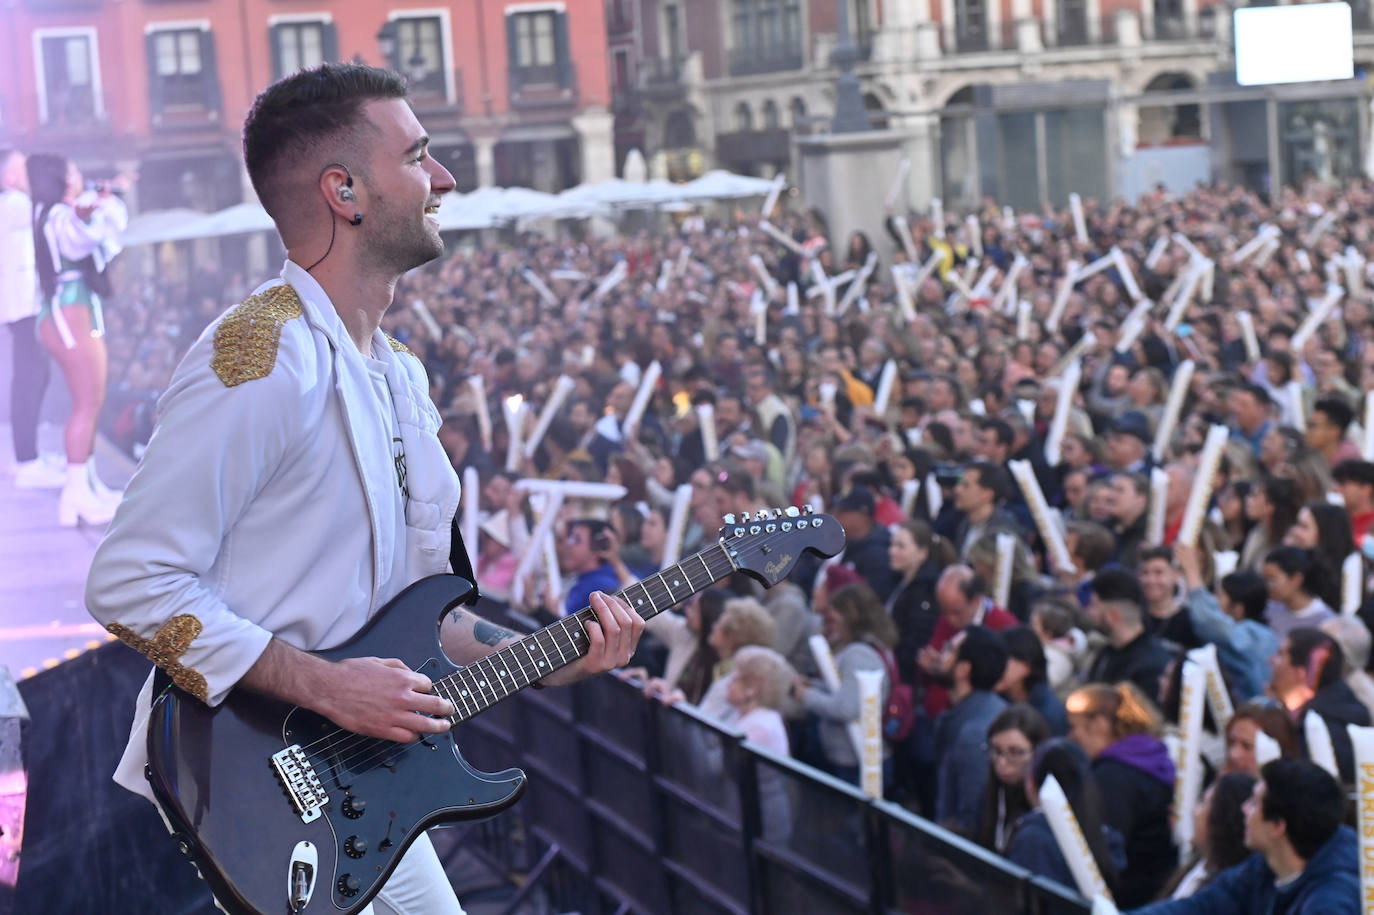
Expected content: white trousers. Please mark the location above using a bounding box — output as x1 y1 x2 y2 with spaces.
358 833 466 915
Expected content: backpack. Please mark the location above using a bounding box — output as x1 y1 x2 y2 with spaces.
872 642 916 743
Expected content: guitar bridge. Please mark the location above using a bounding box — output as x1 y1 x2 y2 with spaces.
271 745 329 823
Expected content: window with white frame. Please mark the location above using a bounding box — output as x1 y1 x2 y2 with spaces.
38 31 99 125
272 21 330 78
150 28 209 108
391 16 446 95
512 11 558 84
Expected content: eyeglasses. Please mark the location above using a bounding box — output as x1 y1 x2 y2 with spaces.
984 744 1032 763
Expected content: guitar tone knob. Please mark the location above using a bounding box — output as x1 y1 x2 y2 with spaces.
341 795 366 819
337 874 361 897
344 835 368 858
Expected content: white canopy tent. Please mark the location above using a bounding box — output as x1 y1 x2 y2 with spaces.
116 170 773 246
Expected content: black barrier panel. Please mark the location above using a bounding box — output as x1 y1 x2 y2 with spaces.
590 804 671 914
747 747 874 893
15 644 219 915
519 689 584 791
659 788 750 907
874 799 1030 915
754 844 870 915
664 859 750 915
581 736 657 843
1027 875 1094 915
577 672 654 762
654 701 744 824
524 767 594 871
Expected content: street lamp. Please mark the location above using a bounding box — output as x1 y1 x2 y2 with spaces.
408 50 428 86
376 21 397 67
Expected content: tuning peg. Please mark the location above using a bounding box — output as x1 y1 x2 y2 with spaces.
803 504 814 515
723 513 736 526
756 508 771 520
785 506 800 518
773 507 784 518
740 511 752 522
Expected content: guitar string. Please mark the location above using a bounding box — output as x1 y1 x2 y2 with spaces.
296 541 745 774
289 522 820 779
294 541 742 776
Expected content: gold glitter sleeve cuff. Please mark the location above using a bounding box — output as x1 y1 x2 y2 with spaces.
106 615 210 704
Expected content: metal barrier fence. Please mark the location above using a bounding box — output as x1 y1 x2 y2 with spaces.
449 624 1092 915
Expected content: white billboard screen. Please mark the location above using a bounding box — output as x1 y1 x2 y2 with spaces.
1234 2 1354 86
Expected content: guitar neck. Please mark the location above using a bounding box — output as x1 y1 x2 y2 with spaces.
435 542 738 721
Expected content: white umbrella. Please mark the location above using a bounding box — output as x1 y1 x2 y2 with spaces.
556 178 683 208
120 208 210 247
192 202 277 239
678 170 776 201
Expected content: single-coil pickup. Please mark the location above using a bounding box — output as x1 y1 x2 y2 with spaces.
271 745 329 824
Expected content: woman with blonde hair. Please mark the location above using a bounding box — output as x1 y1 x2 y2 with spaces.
793 581 896 786
1065 682 1177 908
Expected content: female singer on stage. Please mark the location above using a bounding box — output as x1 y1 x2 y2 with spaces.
28 153 126 526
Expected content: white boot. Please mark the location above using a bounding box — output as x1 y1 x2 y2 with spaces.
13 458 67 490
58 462 117 527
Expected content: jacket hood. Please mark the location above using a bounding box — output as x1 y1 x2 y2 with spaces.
1096 733 1175 787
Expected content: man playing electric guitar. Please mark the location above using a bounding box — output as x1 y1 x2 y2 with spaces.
86 63 644 915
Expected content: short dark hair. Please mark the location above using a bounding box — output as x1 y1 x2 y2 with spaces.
1259 759 1347 860
242 63 409 222
1221 570 1269 623
1091 567 1146 609
1332 459 1374 489
1263 546 1321 595
957 625 1009 691
1067 521 1115 573
966 461 1010 503
1138 545 1174 566
1238 381 1271 407
1313 397 1355 433
1112 471 1149 498
979 417 1014 450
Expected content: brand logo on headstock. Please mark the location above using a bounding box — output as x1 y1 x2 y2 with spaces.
763 554 793 580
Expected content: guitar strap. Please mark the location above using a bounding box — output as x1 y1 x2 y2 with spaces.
449 510 481 606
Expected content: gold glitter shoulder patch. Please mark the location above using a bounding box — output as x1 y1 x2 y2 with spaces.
386 334 412 355
107 615 210 703
210 285 304 387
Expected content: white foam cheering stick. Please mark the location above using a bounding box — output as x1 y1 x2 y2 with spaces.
836 252 878 315
410 299 442 339
522 268 559 305
893 267 916 322
856 669 885 799
503 395 526 473
1010 460 1074 573
1046 263 1080 334
1178 425 1228 548
1145 235 1170 270
1147 467 1169 547
591 260 628 303
1069 193 1088 244
1112 247 1145 302
1231 224 1279 265
752 289 768 345
760 173 785 219
1016 300 1032 339
1343 552 1363 617
1115 297 1154 354
810 259 837 315
930 197 945 239
966 215 983 258
524 374 576 460
786 281 800 316
993 533 1015 610
1291 284 1342 351
1041 775 1113 902
1172 661 1206 851
1044 360 1080 466
660 483 692 569
469 375 493 451
1237 312 1261 364
891 214 918 263
809 634 864 763
1346 724 1374 908
749 254 779 299
697 403 719 461
1153 360 1195 463
759 219 806 255
1364 391 1374 460
994 254 1029 314
1305 713 1340 780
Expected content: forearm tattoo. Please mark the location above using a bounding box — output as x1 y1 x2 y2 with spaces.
448 608 519 647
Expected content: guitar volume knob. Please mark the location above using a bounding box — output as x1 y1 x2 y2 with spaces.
337 874 361 897
344 835 368 858
341 795 366 819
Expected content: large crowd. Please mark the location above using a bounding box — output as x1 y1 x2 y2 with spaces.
100 177 1374 912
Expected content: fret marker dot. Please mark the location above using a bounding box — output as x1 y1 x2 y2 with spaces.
673 579 680 587
460 690 469 697
637 599 643 606
538 661 545 668
499 670 506 677
479 680 487 687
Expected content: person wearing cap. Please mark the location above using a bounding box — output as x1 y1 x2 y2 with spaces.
1106 411 1153 474
474 509 517 602
831 486 900 601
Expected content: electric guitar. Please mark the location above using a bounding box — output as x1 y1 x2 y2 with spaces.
145 507 843 915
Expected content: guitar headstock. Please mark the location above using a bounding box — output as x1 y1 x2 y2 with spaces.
717 505 845 587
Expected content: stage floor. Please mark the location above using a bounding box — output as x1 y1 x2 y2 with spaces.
0 421 133 681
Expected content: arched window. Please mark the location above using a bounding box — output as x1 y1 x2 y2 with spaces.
789 96 807 128
761 99 780 129
734 101 754 131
